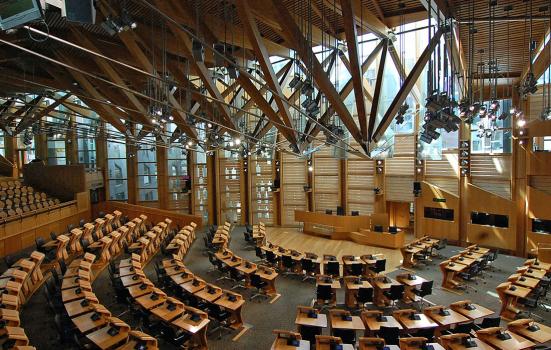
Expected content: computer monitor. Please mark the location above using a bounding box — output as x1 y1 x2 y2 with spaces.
336 206 345 216
388 226 398 233
325 209 333 215
351 211 359 216
374 225 383 232
0 0 42 30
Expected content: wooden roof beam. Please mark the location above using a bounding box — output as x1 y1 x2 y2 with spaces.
321 0 390 38
271 0 364 150
371 27 444 143
368 39 388 142
341 0 369 140
236 0 297 145
309 39 385 139
16 94 70 133
236 74 298 147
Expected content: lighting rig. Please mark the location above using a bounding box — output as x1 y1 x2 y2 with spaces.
420 91 460 144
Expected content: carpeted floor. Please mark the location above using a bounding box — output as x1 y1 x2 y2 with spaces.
19 226 551 349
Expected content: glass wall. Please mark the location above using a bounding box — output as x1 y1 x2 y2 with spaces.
76 116 97 169
47 134 66 165
137 135 158 203
470 99 512 154
167 144 190 213
107 124 128 200
194 149 208 223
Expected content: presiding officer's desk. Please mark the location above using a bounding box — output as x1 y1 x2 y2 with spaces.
294 210 403 248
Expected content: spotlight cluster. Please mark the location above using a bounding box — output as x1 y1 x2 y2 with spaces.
101 9 137 36
420 91 460 144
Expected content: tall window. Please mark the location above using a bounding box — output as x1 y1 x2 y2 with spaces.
168 144 190 213
137 135 158 203
76 116 97 169
194 149 208 223
107 125 128 200
17 133 35 164
0 131 5 157
47 134 66 165
471 99 512 154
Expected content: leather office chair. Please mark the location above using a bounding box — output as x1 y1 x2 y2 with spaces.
413 280 433 309
451 322 475 334
282 255 297 275
208 304 233 339
356 287 374 309
325 261 340 278
255 246 266 263
378 326 400 345
474 316 501 330
301 258 316 282
350 263 363 276
333 328 356 345
372 259 386 274
266 250 279 267
383 284 405 309
315 284 334 310
250 273 268 301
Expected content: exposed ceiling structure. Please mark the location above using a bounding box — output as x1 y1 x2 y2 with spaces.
0 0 548 157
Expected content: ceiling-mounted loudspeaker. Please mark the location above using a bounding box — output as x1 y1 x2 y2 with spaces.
65 0 96 24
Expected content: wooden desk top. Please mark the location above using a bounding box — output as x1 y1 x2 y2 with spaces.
170 272 194 285
317 277 342 289
509 321 551 343
295 311 328 328
511 275 540 289
120 274 142 287
72 311 108 334
330 315 365 330
396 275 428 287
522 269 546 279
451 303 494 320
447 338 494 350
194 286 223 303
344 279 372 290
149 300 185 322
445 262 468 272
256 269 278 281
270 338 310 350
61 276 82 290
116 340 158 350
181 279 206 294
504 285 532 298
165 265 190 277
343 258 364 266
64 299 95 318
135 293 166 310
171 313 210 334
127 284 154 298
373 278 401 290
477 330 535 350
86 326 129 350
62 286 86 303
425 308 470 326
214 293 245 310
454 256 476 266
401 342 445 350
462 251 485 260
526 259 551 271
361 314 404 332
394 313 438 330
235 262 257 275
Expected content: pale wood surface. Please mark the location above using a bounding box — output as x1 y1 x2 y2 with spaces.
266 227 411 271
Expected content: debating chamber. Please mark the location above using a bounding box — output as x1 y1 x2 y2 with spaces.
1 0 551 349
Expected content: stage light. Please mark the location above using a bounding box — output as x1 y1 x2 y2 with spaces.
234 138 241 145
517 118 526 127
308 166 313 172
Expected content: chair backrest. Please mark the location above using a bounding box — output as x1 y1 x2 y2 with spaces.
374 259 386 272
50 232 57 241
79 219 86 227
351 263 363 275
453 322 474 334
379 326 400 345
250 273 263 287
59 259 67 275
316 284 333 300
480 316 501 329
35 236 45 248
266 251 277 262
282 255 294 267
301 258 314 271
420 281 433 295
255 246 264 258
357 287 374 303
389 284 405 299
327 261 340 275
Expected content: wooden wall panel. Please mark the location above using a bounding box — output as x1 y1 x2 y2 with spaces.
526 186 551 252
415 181 460 241
23 163 86 201
529 176 551 196
95 201 202 229
0 191 91 257
281 153 307 226
385 176 414 202
528 152 551 176
470 154 512 199
314 148 340 212
465 184 516 251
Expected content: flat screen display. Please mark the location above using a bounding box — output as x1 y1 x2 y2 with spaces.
0 0 42 30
